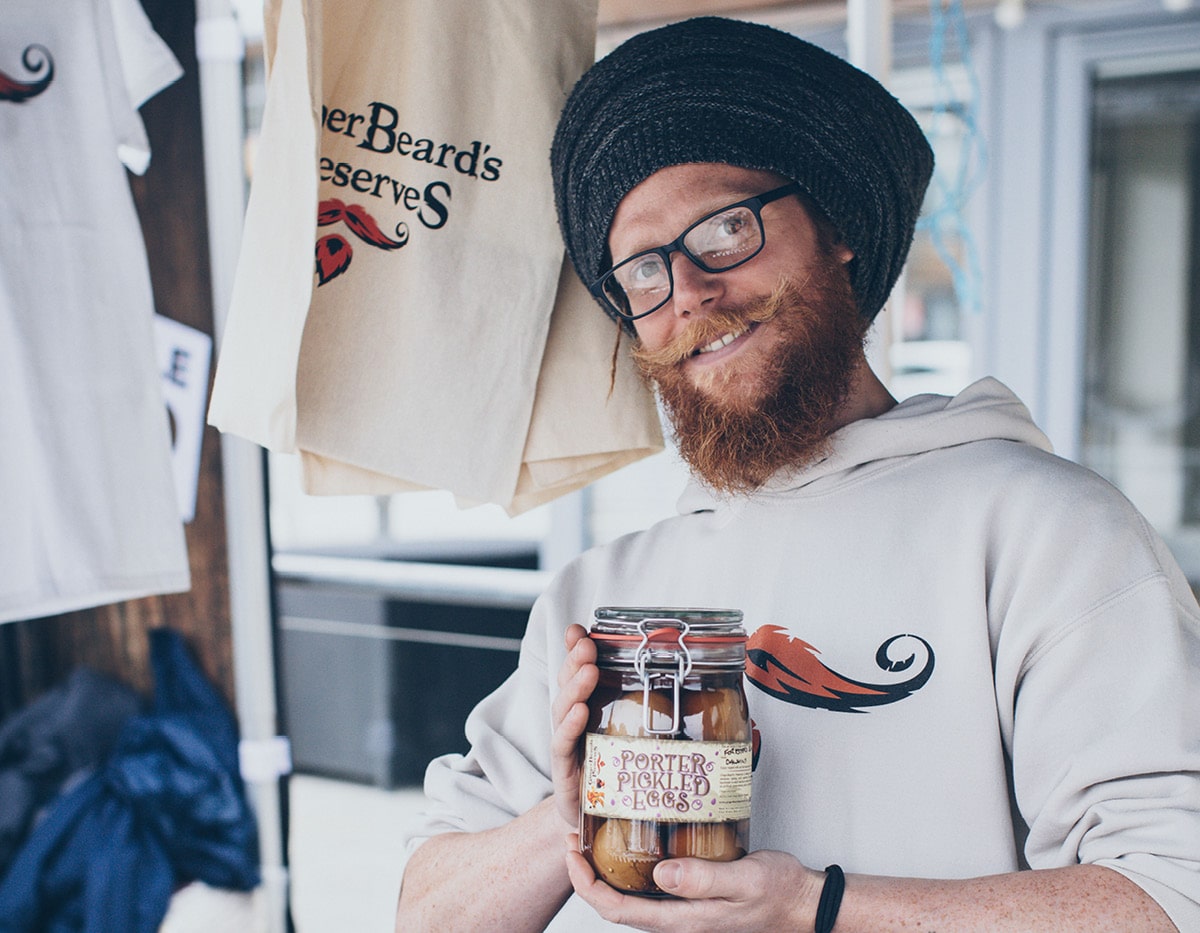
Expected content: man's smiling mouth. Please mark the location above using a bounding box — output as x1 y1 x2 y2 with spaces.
693 323 754 356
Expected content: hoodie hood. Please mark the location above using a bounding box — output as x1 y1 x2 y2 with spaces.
677 377 1053 514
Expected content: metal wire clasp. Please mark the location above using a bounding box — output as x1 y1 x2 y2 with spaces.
633 617 693 735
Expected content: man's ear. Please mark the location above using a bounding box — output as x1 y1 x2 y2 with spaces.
836 243 855 265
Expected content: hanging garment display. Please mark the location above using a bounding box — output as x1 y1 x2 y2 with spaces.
207 0 663 514
0 0 189 625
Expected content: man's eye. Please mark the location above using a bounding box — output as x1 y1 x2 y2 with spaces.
701 209 751 242
689 208 757 261
716 214 748 238
624 256 667 288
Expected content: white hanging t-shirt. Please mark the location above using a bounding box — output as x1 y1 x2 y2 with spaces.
0 0 189 624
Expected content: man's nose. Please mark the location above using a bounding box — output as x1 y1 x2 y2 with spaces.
669 252 723 317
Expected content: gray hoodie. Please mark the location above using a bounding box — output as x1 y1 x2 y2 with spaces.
404 378 1200 930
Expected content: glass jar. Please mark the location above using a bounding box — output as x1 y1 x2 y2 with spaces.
579 607 752 896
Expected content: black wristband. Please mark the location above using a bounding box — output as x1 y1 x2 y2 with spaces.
815 863 845 933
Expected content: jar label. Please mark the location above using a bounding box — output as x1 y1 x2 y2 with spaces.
582 734 752 823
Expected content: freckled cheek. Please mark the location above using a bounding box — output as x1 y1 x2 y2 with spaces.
633 317 677 352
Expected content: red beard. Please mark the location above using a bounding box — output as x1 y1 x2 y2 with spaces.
632 255 868 494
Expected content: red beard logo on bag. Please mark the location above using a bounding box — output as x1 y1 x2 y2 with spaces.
1 45 54 103
746 625 934 712
314 198 409 285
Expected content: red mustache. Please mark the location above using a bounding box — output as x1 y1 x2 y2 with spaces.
315 235 352 286
314 199 409 285
746 624 935 712
317 199 408 249
1 45 54 103
747 625 885 702
630 277 804 370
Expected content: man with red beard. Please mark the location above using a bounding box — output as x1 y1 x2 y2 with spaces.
396 17 1200 933
618 163 887 495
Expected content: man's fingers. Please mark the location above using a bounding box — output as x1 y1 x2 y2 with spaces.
556 626 596 690
551 659 598 727
552 632 599 734
564 622 589 652
654 857 722 899
564 836 646 924
566 842 813 932
654 851 797 903
551 699 589 760
565 835 702 933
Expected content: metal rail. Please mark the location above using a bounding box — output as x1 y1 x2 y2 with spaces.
271 553 553 610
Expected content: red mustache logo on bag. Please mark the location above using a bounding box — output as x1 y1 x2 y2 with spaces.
1 45 54 103
314 198 409 285
746 625 934 713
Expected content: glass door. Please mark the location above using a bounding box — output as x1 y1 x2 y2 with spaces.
1080 67 1200 580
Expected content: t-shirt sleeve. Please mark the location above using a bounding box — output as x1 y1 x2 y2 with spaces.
106 0 183 173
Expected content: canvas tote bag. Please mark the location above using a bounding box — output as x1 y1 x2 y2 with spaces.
208 0 663 513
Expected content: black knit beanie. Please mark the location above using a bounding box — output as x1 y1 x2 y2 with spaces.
550 16 934 325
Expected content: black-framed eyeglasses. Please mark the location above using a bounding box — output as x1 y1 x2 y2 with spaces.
589 182 801 321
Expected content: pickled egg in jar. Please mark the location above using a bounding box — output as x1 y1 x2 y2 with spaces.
579 608 752 897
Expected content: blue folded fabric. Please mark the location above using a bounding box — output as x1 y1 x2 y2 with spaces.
0 628 260 933
0 668 140 876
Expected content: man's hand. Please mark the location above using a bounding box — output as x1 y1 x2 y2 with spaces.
565 836 823 933
565 844 1180 933
549 623 598 827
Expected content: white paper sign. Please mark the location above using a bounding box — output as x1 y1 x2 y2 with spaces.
155 315 213 523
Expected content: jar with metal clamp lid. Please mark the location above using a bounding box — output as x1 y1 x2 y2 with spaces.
579 607 752 896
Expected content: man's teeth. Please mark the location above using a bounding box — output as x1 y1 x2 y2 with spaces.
696 327 747 355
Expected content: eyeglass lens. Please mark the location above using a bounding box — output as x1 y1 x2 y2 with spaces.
601 203 766 319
